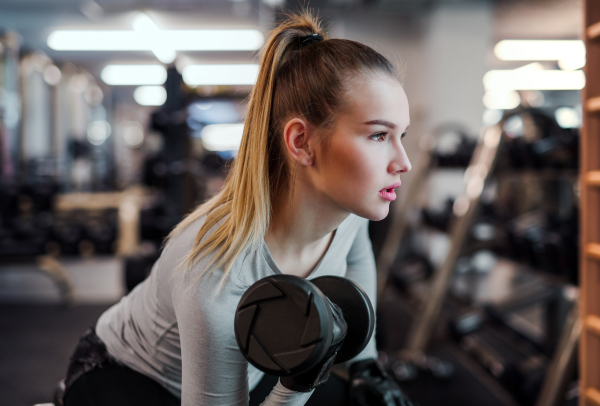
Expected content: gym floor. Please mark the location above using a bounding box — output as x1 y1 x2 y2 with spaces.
1 291 515 406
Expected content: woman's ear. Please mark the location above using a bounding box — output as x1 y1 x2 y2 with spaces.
283 118 314 166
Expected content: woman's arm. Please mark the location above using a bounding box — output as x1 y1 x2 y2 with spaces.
176 285 249 405
174 272 315 406
344 217 379 362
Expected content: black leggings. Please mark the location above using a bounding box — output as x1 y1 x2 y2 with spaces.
64 328 349 405
65 365 350 406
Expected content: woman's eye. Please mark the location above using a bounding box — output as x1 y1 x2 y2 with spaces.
401 132 407 139
370 132 387 141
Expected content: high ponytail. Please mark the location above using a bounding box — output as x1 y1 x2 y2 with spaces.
167 10 398 288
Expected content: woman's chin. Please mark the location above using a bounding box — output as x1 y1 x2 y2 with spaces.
354 204 390 222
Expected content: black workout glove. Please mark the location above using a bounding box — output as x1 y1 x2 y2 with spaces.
280 298 348 392
349 358 419 406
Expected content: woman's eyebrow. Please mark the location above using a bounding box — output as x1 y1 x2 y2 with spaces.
363 119 397 130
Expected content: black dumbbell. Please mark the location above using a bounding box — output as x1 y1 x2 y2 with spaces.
234 275 374 392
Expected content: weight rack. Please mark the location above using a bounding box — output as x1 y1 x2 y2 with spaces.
377 117 581 406
580 2 600 405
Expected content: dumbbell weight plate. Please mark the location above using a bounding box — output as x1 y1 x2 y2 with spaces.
234 275 333 376
311 276 375 363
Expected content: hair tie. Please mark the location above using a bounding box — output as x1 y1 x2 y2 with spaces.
298 33 323 50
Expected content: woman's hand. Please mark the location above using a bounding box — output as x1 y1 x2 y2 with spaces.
349 358 418 406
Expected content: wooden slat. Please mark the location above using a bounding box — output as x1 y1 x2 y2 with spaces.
585 387 600 406
585 315 600 337
588 21 600 40
586 97 600 113
586 243 600 261
587 171 600 187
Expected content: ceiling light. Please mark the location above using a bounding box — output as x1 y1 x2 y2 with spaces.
47 29 264 52
201 123 244 151
494 40 585 61
101 65 167 85
183 64 259 85
133 86 167 106
48 31 143 50
483 69 585 91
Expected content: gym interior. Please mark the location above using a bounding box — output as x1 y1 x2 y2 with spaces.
0 0 595 405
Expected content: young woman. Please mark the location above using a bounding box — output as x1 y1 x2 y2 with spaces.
62 11 412 406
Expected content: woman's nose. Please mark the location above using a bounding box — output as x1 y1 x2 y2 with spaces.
388 145 412 174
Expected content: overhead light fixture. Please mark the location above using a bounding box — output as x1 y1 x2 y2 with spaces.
100 65 167 85
494 40 585 61
47 15 264 55
201 123 244 151
182 64 259 85
133 85 167 106
483 69 585 91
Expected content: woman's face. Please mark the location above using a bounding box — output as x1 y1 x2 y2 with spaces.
309 73 411 221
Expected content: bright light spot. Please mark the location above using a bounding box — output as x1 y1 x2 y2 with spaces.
133 86 167 106
201 123 244 151
483 69 585 91
471 250 497 273
483 90 521 110
101 65 167 85
555 107 581 128
494 40 585 61
87 121 111 145
183 64 259 86
195 103 213 110
43 65 62 85
483 109 503 126
123 122 144 147
47 29 263 51
503 115 524 138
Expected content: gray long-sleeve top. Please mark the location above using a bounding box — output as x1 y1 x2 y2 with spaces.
96 213 378 405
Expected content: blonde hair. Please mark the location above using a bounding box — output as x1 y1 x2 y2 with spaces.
166 10 398 288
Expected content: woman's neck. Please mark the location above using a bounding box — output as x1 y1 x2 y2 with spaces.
264 181 349 277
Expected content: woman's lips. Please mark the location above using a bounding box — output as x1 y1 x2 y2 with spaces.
378 189 396 201
379 182 401 201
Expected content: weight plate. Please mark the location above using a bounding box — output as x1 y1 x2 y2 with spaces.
234 275 333 376
311 276 374 363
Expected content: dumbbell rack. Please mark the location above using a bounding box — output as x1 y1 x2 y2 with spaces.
377 119 581 406
580 2 600 405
